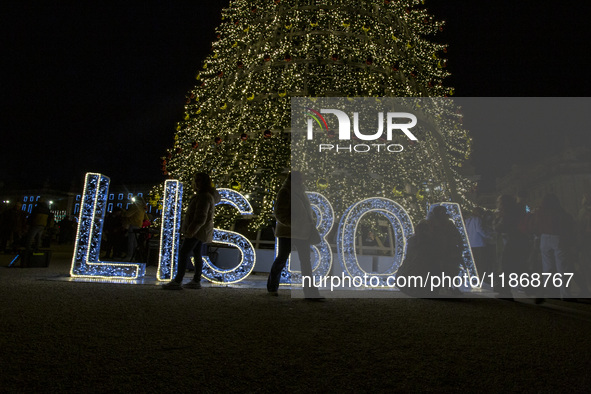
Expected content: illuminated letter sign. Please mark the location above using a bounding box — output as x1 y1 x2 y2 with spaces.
158 187 256 284
279 192 335 285
70 173 146 280
157 180 183 280
337 197 414 287
200 188 256 284
73 174 475 289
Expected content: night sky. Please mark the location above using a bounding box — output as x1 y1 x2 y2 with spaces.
2 1 590 190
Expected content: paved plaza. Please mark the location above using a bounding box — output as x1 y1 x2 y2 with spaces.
1 244 590 392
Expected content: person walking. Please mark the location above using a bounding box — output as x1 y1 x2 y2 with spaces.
267 171 322 299
532 193 575 300
163 172 219 290
493 194 532 299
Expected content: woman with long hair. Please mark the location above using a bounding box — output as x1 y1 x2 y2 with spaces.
163 172 220 290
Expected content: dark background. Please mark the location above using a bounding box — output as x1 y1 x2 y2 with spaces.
2 1 590 189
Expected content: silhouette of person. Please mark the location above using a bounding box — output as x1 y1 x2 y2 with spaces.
577 194 591 295
122 196 148 261
57 215 76 245
0 202 27 252
24 199 52 253
465 207 492 280
102 208 125 259
267 171 322 299
493 195 529 299
396 219 435 297
532 193 575 299
427 205 463 279
163 172 220 290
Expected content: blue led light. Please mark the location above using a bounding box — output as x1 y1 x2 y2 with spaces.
217 188 254 214
428 202 478 280
201 228 256 284
70 173 146 280
279 192 334 285
337 197 414 287
157 180 183 281
157 187 255 284
200 188 256 284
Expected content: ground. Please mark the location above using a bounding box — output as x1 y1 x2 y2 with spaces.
1 244 589 393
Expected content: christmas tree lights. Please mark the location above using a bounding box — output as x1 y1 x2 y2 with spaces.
158 0 474 231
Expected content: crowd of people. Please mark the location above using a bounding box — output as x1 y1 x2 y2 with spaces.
380 191 591 300
0 199 71 255
0 195 155 265
463 192 591 300
101 197 153 261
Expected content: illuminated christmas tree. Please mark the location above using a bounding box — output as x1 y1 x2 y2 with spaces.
158 0 474 230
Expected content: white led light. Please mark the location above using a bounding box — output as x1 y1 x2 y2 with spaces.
337 197 414 287
157 186 255 284
157 180 183 281
200 188 256 284
70 173 145 280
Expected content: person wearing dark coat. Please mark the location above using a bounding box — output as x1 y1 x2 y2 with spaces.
427 205 463 277
102 208 125 259
577 194 591 295
493 194 529 299
267 171 321 299
395 220 435 297
163 172 220 290
0 202 27 252
531 193 574 299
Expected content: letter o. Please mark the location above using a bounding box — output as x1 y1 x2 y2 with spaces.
387 144 404 153
337 198 414 287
